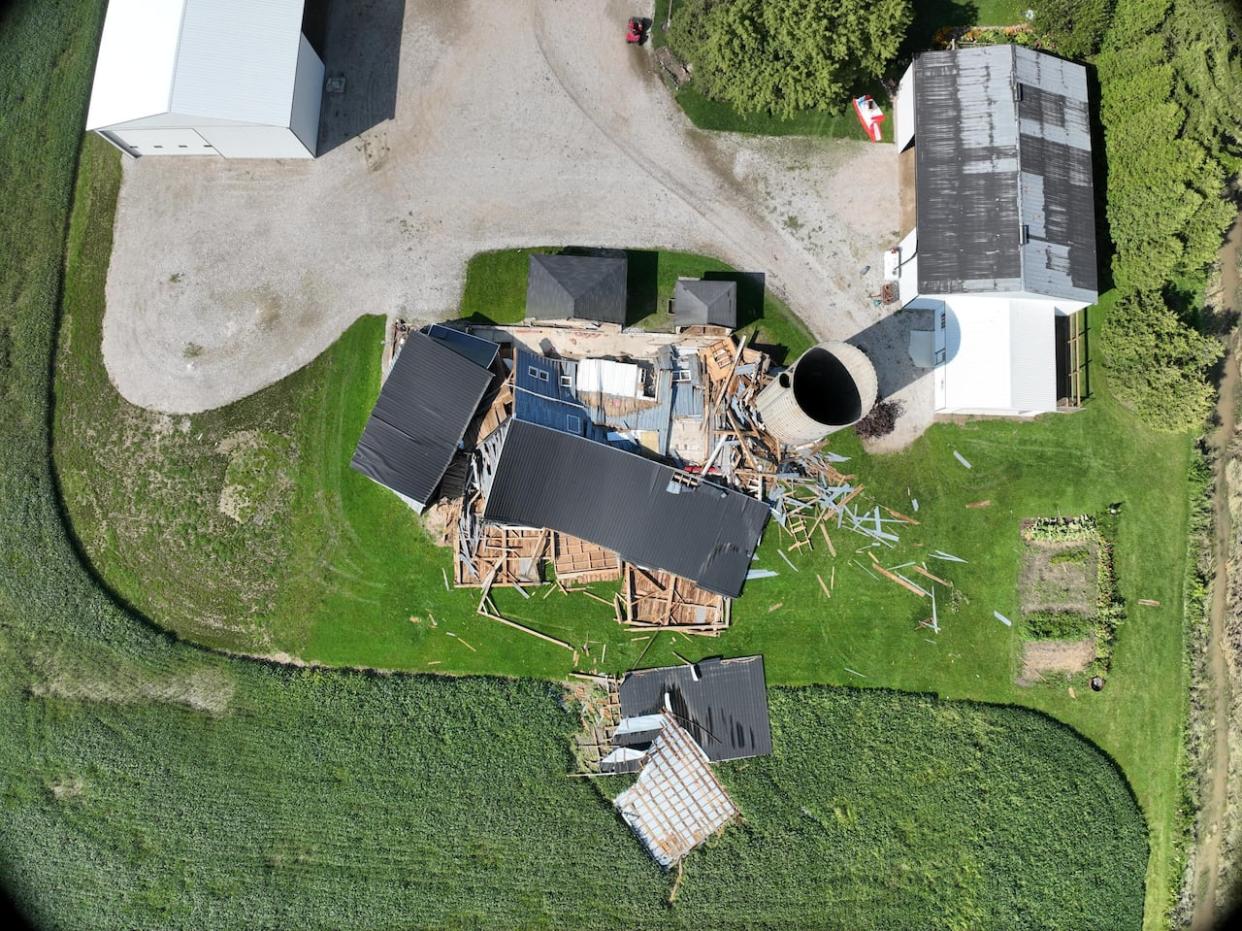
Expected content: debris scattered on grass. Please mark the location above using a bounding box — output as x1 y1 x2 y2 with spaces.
768 602 784 613
844 667 868 678
953 450 973 469
929 550 968 563
442 568 450 591
965 499 991 509
1137 598 1161 607
745 568 778 580
993 611 1012 627
445 631 478 651
777 549 799 572
816 574 830 597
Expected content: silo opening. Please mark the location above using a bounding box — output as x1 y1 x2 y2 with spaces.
792 347 863 426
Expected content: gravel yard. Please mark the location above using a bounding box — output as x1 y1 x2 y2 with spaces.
102 0 926 440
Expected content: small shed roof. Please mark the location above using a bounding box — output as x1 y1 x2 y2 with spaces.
525 254 628 324
613 714 739 868
620 656 772 761
912 46 1097 303
350 330 496 509
673 279 738 329
481 420 769 597
87 0 307 131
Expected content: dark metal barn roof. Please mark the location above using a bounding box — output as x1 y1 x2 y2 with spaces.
481 420 769 597
526 253 628 324
350 330 496 509
912 45 1097 302
673 279 737 329
619 656 772 761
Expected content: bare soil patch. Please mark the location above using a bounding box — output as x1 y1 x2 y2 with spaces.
1018 638 1096 687
1019 538 1098 615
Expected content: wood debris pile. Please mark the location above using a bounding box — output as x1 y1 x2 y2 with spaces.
553 533 622 584
620 565 730 634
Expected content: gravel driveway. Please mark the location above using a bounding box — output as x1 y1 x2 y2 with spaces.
102 0 930 443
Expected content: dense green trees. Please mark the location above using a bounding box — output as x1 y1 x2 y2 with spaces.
1034 0 1114 60
669 0 912 118
1095 0 1238 431
1101 291 1221 430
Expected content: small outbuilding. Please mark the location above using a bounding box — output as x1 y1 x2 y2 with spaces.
672 279 738 331
86 0 324 159
525 254 628 325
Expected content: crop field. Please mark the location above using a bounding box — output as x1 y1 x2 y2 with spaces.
2 1 1188 928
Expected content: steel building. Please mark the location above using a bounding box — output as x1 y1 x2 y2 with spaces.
886 46 1098 416
86 0 324 159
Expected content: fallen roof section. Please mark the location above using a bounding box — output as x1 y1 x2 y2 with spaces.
525 254 628 325
351 330 496 510
613 714 739 868
912 45 1097 302
620 655 772 761
481 420 770 597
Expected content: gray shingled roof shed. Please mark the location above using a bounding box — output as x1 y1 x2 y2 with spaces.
673 279 737 329
912 45 1097 303
620 656 772 761
481 420 769 597
525 253 628 324
350 330 496 510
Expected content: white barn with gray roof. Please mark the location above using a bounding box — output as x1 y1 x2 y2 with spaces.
886 46 1097 416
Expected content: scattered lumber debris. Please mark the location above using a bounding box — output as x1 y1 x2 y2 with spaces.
965 499 992 509
622 565 730 634
1137 598 1161 607
455 513 548 587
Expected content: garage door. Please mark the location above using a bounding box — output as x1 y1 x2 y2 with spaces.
111 128 216 156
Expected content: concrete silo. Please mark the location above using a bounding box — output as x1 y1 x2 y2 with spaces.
754 341 878 448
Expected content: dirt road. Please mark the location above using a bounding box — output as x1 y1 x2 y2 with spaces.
101 0 926 435
1192 207 1241 930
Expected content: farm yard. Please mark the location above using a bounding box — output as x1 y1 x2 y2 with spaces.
1 1 1225 930
54 137 1189 924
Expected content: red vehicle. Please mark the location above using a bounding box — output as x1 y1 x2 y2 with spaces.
626 17 650 45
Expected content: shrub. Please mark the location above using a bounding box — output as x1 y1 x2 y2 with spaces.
1100 290 1221 432
1034 0 1114 59
1027 611 1098 639
668 0 912 119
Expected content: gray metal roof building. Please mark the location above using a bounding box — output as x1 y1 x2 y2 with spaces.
526 253 628 324
912 45 1097 303
673 279 738 329
351 330 497 510
481 420 769 597
619 656 772 761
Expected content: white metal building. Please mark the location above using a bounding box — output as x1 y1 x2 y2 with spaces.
86 0 324 159
886 46 1097 417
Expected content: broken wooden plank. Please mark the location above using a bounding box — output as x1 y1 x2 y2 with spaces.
816 574 831 597
911 564 952 587
1137 598 1161 607
777 549 799 572
965 499 992 509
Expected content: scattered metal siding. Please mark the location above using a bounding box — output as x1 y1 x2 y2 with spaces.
619 656 772 762
513 350 612 442
913 46 1097 301
525 254 628 324
350 331 495 507
672 279 738 328
613 715 739 868
482 421 769 597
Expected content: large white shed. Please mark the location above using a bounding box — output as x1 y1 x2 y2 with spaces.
86 0 324 159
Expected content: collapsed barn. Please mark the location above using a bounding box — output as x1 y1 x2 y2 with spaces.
351 253 881 634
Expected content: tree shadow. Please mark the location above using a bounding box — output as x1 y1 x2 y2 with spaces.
311 0 407 157
900 0 980 62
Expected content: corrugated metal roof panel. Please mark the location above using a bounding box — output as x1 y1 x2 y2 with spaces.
613 715 739 867
350 332 495 507
482 421 768 597
913 46 1097 302
619 656 772 761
